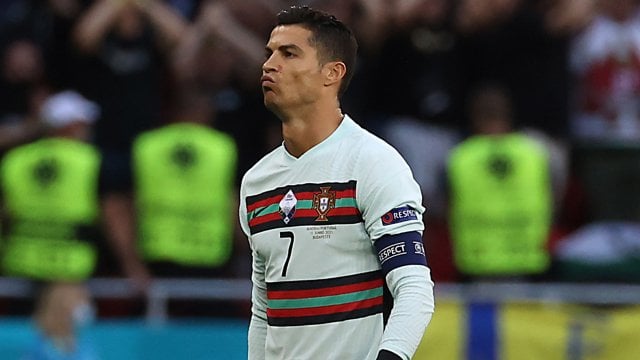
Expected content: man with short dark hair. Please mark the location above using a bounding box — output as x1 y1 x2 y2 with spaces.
239 6 434 360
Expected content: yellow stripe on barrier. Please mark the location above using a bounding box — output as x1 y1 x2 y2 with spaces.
502 302 640 360
415 300 465 360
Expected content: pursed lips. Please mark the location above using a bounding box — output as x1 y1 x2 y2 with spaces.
261 75 276 93
261 75 275 85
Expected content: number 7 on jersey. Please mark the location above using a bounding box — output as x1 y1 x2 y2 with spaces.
280 231 294 276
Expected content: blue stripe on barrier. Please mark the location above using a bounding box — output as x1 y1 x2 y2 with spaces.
0 319 249 360
467 302 497 360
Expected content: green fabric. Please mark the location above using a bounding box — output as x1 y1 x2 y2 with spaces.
133 123 237 266
0 138 100 280
267 288 384 309
2 238 96 281
448 133 552 276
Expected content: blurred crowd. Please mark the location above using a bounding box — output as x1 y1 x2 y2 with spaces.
2 0 640 321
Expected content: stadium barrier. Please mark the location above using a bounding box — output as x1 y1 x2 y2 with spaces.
2 278 640 359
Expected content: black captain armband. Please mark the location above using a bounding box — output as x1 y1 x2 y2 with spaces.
374 231 427 275
377 349 403 360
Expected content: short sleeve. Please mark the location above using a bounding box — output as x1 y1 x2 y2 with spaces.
356 144 425 241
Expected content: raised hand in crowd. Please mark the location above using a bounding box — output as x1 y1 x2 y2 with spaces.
74 0 186 54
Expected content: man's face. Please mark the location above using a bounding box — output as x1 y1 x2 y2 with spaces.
261 25 326 113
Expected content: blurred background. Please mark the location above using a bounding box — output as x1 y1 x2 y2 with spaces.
1 0 640 359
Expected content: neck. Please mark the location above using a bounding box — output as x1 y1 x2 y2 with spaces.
280 102 343 158
51 124 90 141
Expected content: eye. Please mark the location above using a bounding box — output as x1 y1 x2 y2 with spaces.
283 51 296 58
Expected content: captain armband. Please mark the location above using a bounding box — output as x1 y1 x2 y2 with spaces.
374 231 427 275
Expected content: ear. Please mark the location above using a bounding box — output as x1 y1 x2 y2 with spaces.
323 61 347 88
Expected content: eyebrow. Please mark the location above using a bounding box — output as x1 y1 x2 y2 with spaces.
265 44 303 54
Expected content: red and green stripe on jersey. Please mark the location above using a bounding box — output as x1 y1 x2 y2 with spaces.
245 181 362 235
266 270 384 326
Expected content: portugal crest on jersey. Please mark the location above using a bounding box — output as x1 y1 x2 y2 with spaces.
313 186 336 221
279 189 297 224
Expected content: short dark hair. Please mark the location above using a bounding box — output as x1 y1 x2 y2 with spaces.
276 5 358 97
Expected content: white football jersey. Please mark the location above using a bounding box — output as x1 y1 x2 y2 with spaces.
239 115 426 360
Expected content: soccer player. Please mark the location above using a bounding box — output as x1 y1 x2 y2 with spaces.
238 6 435 360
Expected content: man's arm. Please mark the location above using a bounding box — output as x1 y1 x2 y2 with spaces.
73 0 125 53
374 232 435 360
240 184 267 359
100 192 151 292
356 144 435 359
133 0 188 51
248 247 268 359
379 265 434 359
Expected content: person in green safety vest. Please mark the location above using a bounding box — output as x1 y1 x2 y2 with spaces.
132 88 239 275
0 90 103 359
101 88 243 317
0 90 101 282
446 82 554 280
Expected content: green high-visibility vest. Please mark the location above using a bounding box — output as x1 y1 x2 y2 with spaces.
0 138 100 281
133 122 237 267
448 133 552 276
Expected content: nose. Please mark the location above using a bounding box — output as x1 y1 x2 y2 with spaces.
262 53 277 73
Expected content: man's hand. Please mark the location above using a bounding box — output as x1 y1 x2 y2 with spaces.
377 349 402 360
